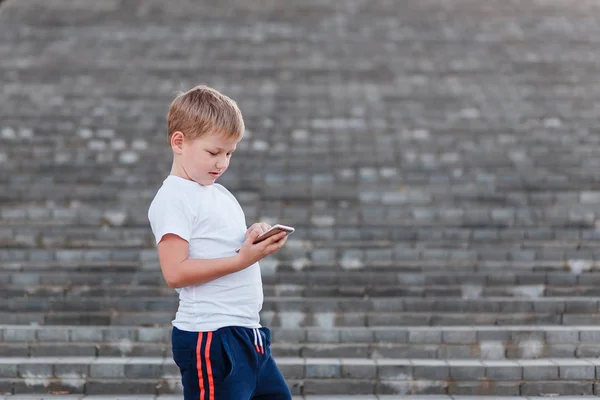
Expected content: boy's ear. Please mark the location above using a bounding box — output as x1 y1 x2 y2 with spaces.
171 131 184 154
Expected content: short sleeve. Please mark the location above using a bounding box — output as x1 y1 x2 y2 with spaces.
148 193 194 245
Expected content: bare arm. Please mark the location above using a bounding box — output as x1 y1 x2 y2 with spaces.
157 230 288 289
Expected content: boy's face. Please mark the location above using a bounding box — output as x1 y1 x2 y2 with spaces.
177 132 239 186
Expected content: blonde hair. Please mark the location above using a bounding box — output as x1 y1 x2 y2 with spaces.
167 84 244 144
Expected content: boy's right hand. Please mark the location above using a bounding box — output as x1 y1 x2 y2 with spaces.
236 230 288 267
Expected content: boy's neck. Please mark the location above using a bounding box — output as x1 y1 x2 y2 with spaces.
170 160 190 181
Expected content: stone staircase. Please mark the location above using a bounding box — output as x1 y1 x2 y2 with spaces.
3 0 600 397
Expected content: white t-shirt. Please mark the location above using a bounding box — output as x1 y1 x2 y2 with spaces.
148 175 263 332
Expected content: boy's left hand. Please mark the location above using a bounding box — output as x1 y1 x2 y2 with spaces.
246 222 271 239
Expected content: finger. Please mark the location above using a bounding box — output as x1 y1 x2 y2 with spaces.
265 236 287 253
263 232 287 247
245 226 257 237
277 236 288 248
270 231 288 243
247 230 261 241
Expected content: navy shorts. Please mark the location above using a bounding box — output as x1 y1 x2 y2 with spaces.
172 325 292 400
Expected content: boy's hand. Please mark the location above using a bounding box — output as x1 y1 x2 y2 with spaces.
237 229 288 267
246 222 271 239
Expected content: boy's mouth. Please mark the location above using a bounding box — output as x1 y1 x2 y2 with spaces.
209 172 220 178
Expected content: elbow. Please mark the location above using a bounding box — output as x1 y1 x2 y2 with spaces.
165 277 181 289
162 265 184 289
164 272 184 289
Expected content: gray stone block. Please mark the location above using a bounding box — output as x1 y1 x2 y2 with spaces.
54 363 89 378
340 329 373 343
449 364 485 380
104 327 137 341
484 362 522 380
577 344 600 357
279 364 304 380
520 361 559 380
521 381 593 396
448 381 520 396
90 363 125 378
86 379 160 394
4 328 35 342
37 327 69 342
18 363 53 378
559 362 595 380
307 329 340 343
70 327 104 342
443 329 476 344
546 344 577 357
56 250 84 262
379 379 446 395
138 327 169 343
125 363 163 378
373 329 408 343
409 330 441 344
412 363 449 380
580 330 600 342
0 364 17 378
32 343 96 357
0 378 13 393
545 330 579 343
565 300 598 313
305 359 341 378
303 379 374 395
341 359 376 379
439 345 474 359
273 329 306 343
376 361 411 380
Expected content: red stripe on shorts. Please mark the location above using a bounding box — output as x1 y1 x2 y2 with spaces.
197 332 205 399
205 332 214 400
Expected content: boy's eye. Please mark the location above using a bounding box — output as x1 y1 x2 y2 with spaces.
207 151 218 156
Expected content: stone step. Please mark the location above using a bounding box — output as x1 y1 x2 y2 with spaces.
4 283 600 298
3 310 599 327
0 397 594 400
3 324 600 343
1 357 600 396
3 339 600 360
0 231 600 253
5 224 599 244
0 213 597 230
2 260 597 274
2 222 599 242
1 271 597 287
4 178 599 197
2 244 598 265
15 184 599 209
2 324 600 360
3 202 599 228
3 296 600 313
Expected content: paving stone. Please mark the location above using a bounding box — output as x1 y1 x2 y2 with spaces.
521 381 594 396
558 360 595 380
89 363 125 379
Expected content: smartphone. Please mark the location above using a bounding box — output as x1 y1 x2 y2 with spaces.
252 224 295 244
235 224 295 252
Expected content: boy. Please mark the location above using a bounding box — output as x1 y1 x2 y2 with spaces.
148 85 292 400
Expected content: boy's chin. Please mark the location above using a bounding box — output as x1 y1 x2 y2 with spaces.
198 179 216 186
